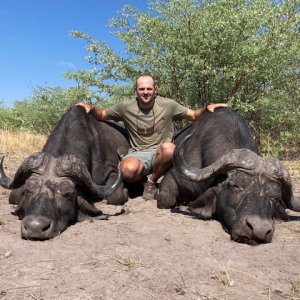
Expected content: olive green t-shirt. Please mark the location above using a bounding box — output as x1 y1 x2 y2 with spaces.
106 96 188 150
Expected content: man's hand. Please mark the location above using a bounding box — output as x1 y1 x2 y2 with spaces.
206 103 228 112
76 103 109 121
76 102 93 113
186 102 228 121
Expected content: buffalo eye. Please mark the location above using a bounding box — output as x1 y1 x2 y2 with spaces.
55 182 76 199
61 190 76 199
228 181 240 190
23 176 41 194
27 174 40 184
22 186 33 197
57 188 75 198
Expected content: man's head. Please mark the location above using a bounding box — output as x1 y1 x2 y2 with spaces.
135 75 157 109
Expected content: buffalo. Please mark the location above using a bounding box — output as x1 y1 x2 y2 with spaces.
156 108 300 245
0 106 130 240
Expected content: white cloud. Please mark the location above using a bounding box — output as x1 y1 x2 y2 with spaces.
55 61 77 69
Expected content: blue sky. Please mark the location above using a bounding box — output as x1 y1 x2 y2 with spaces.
0 1 148 107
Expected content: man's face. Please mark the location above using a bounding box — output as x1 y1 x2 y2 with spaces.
136 76 157 109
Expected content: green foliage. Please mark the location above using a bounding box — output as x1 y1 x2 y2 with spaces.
0 101 16 130
252 92 300 157
0 86 105 134
1 0 299 157
69 0 299 101
66 0 299 156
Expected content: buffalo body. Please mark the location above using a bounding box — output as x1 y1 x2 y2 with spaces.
156 108 300 245
0 106 129 239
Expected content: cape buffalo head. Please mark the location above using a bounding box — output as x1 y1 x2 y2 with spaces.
174 134 300 245
0 152 122 240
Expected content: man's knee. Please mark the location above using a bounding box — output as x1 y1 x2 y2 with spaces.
158 142 175 160
121 158 144 182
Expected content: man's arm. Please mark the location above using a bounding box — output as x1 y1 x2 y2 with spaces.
76 102 110 121
185 103 228 122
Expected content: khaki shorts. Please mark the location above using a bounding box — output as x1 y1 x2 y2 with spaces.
124 148 157 175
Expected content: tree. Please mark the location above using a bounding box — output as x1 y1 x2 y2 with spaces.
0 86 105 134
65 0 299 156
68 1 298 102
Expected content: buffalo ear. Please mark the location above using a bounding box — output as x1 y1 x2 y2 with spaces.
272 200 289 221
76 195 107 222
9 188 22 205
188 186 219 219
9 189 25 219
290 195 300 212
12 205 25 220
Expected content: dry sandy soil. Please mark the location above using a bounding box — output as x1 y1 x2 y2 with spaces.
0 153 299 300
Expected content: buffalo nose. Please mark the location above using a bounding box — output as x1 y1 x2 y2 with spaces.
246 216 274 243
21 215 53 239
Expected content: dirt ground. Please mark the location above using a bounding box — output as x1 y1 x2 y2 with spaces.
0 153 299 300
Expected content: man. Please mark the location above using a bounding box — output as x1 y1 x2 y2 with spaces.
78 75 227 200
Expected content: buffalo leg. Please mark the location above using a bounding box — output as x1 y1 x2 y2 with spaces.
105 171 128 205
156 174 179 209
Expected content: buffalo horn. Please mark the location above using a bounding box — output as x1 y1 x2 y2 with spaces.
0 156 14 189
0 152 49 189
265 157 300 211
55 155 122 197
173 134 258 182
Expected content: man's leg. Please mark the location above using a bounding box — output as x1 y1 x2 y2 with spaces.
120 144 175 200
142 142 175 200
121 156 145 183
149 142 175 182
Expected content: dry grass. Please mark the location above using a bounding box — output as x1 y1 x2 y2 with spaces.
284 160 300 182
0 129 46 155
0 250 12 260
209 260 234 288
0 129 298 186
291 281 300 294
112 248 141 270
